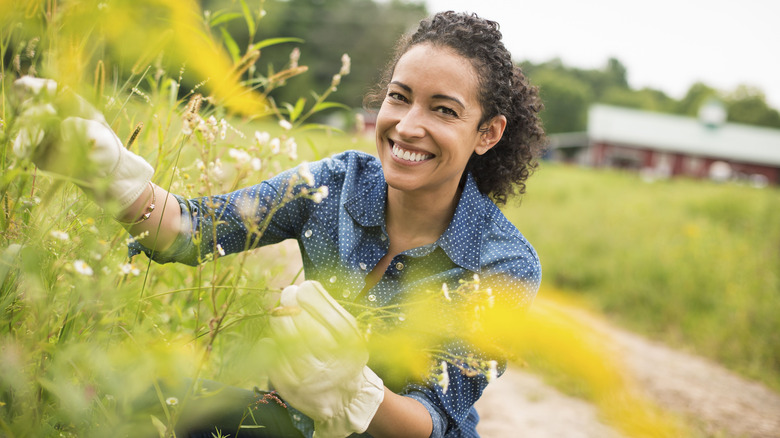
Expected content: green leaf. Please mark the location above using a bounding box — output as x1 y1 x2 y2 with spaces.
290 97 306 122
250 37 305 51
209 11 243 28
299 123 345 134
311 101 351 113
239 0 256 36
220 27 240 63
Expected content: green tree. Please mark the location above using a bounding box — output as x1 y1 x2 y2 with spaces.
676 82 719 116
530 67 592 133
214 0 427 112
725 85 780 128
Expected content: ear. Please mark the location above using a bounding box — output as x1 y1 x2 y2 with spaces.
475 115 507 155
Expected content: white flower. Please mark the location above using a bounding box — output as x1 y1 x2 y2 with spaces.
270 138 281 154
219 119 227 140
442 283 451 301
487 360 498 383
339 53 351 76
254 131 270 146
311 192 324 203
298 162 315 186
73 260 94 276
438 361 449 394
286 138 298 160
50 230 70 241
216 244 226 256
279 119 292 131
166 397 179 406
119 263 140 276
318 186 329 198
229 148 251 164
251 158 262 171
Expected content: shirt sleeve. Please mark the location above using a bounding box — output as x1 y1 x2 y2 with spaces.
129 165 312 266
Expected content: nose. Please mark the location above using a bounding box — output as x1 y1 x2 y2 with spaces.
395 104 425 139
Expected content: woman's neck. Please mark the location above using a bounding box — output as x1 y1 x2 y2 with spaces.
385 183 460 252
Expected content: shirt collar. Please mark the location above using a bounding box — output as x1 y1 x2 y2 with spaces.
436 173 485 271
344 170 386 227
344 171 487 272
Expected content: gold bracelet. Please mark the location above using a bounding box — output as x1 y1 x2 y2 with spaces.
119 181 156 226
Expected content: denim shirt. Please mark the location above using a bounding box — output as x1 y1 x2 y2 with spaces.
131 150 541 437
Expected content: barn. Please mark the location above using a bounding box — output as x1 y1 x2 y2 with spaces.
549 104 780 186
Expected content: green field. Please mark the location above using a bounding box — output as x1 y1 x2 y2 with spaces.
504 162 780 392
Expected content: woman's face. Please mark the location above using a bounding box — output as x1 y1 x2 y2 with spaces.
375 43 496 198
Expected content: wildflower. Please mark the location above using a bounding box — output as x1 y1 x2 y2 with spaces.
437 361 449 394
229 148 251 164
270 138 281 154
219 118 227 140
216 244 226 256
166 397 179 407
286 138 298 160
254 130 270 146
339 53 351 76
331 74 342 87
487 360 498 383
473 273 480 283
50 230 70 241
73 260 94 276
119 263 140 276
441 283 451 301
289 48 301 69
195 159 206 171
298 162 315 186
251 158 262 171
279 119 292 131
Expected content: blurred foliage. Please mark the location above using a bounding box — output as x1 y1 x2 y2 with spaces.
509 163 780 392
522 58 780 132
202 0 427 113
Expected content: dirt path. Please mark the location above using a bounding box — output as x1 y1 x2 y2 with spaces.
259 243 780 437
476 307 780 438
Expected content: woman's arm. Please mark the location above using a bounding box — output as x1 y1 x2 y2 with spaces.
367 388 433 438
117 183 182 252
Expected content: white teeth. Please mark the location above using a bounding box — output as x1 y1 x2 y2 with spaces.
392 143 430 162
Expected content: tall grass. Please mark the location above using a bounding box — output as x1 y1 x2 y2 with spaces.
508 163 780 391
0 1 724 437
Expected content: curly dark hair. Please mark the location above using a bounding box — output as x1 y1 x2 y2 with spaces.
365 11 546 205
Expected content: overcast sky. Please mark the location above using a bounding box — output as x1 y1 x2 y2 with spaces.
424 0 780 109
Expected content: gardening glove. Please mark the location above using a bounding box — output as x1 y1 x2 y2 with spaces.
267 280 384 438
11 76 154 210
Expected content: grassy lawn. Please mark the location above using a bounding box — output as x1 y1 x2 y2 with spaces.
504 162 780 392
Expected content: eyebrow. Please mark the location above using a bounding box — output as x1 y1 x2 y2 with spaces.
389 80 465 108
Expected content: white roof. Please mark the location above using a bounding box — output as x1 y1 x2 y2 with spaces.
587 104 780 166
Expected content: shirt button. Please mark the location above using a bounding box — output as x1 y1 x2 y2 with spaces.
359 262 367 271
304 229 312 238
395 262 404 271
368 294 377 302
292 414 301 421
329 276 337 283
342 290 350 298
380 234 387 241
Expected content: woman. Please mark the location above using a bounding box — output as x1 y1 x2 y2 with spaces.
15 11 545 438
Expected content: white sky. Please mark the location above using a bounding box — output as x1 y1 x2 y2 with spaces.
424 0 780 109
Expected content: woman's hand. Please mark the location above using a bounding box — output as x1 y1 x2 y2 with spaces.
11 76 154 211
267 281 385 438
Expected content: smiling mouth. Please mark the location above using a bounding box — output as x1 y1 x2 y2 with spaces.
391 142 433 163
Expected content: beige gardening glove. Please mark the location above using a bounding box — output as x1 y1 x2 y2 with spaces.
267 281 385 438
11 76 154 210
